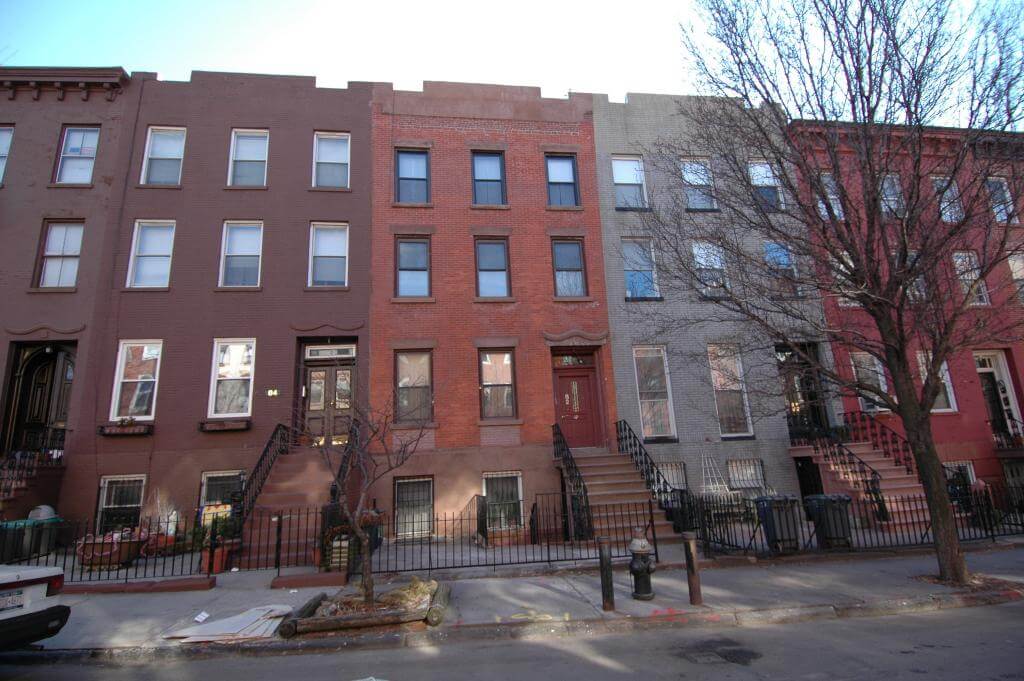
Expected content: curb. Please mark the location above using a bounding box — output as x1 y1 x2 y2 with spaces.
3 585 1020 665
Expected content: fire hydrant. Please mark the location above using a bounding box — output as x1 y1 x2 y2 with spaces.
627 528 655 600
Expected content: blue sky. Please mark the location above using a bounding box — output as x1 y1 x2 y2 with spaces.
0 0 700 100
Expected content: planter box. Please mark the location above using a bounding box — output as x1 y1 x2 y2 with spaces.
78 538 145 570
97 423 154 436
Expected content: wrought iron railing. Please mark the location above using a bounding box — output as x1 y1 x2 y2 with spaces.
810 433 889 521
233 423 293 522
844 410 918 478
990 415 1024 451
1 430 66 500
551 424 592 539
614 420 682 508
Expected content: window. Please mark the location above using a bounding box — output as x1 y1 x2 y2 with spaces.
209 339 256 418
483 472 523 529
127 221 174 288
623 239 658 299
396 351 432 421
880 173 905 218
308 223 348 287
219 222 263 287
633 346 675 439
552 240 587 296
708 345 752 436
201 471 245 506
817 173 844 219
749 162 782 210
546 155 579 207
312 132 350 188
681 159 715 210
612 156 646 208
0 127 12 182
56 127 99 184
904 250 927 301
472 152 505 205
475 239 509 297
917 352 956 412
110 341 163 421
727 459 765 490
396 149 429 203
943 460 977 485
832 252 861 306
850 351 888 411
396 238 430 296
141 127 185 185
932 177 964 223
479 350 515 418
986 178 1016 223
97 475 145 532
953 250 989 305
1009 254 1024 303
39 223 83 288
764 242 798 297
395 478 433 538
693 242 726 297
660 461 688 489
228 129 268 186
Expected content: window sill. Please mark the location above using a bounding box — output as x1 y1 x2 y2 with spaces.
643 436 678 444
223 185 268 191
47 183 93 189
626 296 664 302
27 287 77 294
392 202 433 208
392 420 438 431
198 419 251 432
553 296 593 302
685 207 720 213
123 286 170 292
470 204 511 210
930 409 960 415
215 286 263 292
98 423 154 436
305 285 350 291
546 205 583 212
721 434 756 441
479 417 523 426
135 184 182 190
309 186 352 192
391 296 435 303
473 296 516 303
615 206 651 212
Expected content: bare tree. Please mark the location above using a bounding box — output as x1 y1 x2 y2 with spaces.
639 0 1023 583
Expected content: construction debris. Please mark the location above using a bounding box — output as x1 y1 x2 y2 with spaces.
165 605 292 643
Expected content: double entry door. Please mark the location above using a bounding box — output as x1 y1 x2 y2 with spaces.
303 363 353 446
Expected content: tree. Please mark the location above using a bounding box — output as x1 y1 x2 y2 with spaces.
640 0 1022 583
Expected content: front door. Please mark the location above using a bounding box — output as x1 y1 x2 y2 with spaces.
4 344 75 455
554 369 599 447
980 372 1009 435
975 352 1021 440
776 344 828 438
303 364 353 446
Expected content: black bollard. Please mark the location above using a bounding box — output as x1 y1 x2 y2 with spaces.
598 536 615 611
682 531 703 606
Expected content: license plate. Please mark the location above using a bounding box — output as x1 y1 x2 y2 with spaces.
0 590 24 613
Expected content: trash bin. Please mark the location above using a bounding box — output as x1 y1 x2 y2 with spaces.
804 494 852 549
22 506 62 558
754 495 801 554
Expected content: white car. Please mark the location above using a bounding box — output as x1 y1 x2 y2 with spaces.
0 564 69 648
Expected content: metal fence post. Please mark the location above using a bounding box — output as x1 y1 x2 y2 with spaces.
207 518 218 575
648 499 660 563
274 513 283 572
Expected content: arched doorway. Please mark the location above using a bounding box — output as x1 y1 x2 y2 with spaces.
2 343 76 456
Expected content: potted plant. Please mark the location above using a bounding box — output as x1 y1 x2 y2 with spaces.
200 514 242 574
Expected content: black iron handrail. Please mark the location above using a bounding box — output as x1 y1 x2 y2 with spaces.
844 410 918 478
614 420 682 508
0 449 65 500
810 430 889 521
551 424 592 538
234 423 292 522
990 415 1024 451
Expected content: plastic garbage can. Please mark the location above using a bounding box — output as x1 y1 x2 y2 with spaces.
754 495 801 554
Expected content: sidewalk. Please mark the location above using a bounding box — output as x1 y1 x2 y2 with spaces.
22 544 1024 656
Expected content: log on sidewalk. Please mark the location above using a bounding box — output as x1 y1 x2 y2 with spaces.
426 583 451 627
277 592 327 639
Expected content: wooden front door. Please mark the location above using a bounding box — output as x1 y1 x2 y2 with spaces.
303 364 354 446
5 344 75 454
554 369 599 447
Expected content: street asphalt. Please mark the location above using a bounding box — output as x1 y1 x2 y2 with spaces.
2 599 1022 680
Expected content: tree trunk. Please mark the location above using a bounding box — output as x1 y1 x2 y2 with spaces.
360 532 374 605
903 416 970 584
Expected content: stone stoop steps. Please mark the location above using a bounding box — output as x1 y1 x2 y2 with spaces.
571 447 683 545
0 464 64 519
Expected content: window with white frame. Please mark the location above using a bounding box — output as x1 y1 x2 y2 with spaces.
916 351 956 412
817 173 844 219
693 241 726 296
612 156 647 208
749 162 782 210
832 252 861 306
681 159 716 210
39 223 84 288
201 471 246 506
764 242 799 297
985 178 1016 223
127 221 174 288
942 460 977 485
623 239 658 299
708 344 751 436
633 346 675 439
932 177 964 223
141 127 185 185
313 132 350 188
97 475 145 532
952 250 989 305
56 127 99 184
483 471 523 529
220 222 263 287
850 352 888 411
209 339 256 417
228 129 268 186
727 459 765 490
1009 253 1024 303
880 173 905 218
308 223 348 287
0 127 12 182
110 341 163 421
